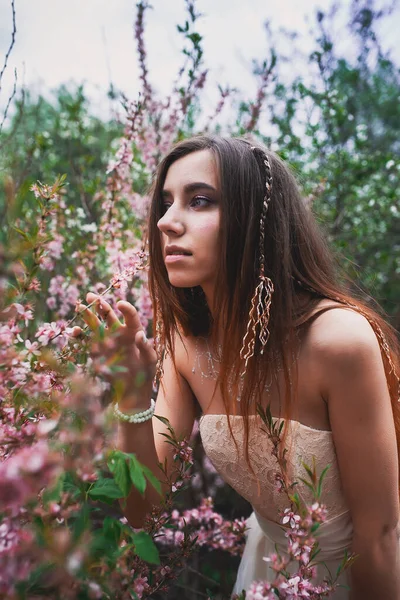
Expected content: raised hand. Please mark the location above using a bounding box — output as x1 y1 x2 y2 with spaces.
71 292 157 411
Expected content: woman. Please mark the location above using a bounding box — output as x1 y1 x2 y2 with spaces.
74 135 400 599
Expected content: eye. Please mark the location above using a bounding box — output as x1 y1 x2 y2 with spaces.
161 198 173 214
191 195 212 208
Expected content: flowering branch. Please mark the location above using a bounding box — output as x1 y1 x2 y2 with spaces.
135 1 153 102
233 403 358 600
246 50 277 132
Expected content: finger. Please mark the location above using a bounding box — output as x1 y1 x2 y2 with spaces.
87 293 120 329
69 326 84 338
116 301 143 333
76 302 101 330
135 329 157 363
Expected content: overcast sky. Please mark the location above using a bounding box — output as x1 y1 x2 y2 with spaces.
0 0 399 121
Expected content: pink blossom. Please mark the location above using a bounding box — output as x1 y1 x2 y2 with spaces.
35 322 61 345
46 297 57 310
4 303 34 327
158 496 247 556
30 183 40 198
23 340 41 358
282 508 301 529
0 323 20 345
0 441 60 510
46 233 64 260
131 573 149 598
39 255 55 271
35 321 71 347
309 502 328 524
173 440 193 464
132 282 153 330
27 277 41 292
245 580 275 600
279 575 313 597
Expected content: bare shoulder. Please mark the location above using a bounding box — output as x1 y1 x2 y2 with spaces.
306 304 391 413
310 304 381 363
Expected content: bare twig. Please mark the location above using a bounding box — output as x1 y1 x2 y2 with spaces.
187 565 219 587
0 67 17 134
0 82 25 154
174 583 211 598
0 0 17 94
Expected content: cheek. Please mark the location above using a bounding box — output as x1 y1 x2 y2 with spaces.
196 216 220 248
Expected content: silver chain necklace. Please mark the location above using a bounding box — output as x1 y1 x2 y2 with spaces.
191 336 273 401
191 332 300 402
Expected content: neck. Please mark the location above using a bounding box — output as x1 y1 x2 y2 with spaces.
201 283 216 319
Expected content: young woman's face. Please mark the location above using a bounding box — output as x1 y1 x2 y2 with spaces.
157 149 221 295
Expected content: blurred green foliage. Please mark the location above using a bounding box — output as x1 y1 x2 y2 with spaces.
0 84 122 235
1 4 398 327
0 2 399 598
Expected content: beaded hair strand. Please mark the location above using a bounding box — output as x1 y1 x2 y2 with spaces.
239 146 275 375
153 287 166 387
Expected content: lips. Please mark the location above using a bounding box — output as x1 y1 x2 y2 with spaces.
165 245 192 256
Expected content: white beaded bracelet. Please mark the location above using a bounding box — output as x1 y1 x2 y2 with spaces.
113 399 156 424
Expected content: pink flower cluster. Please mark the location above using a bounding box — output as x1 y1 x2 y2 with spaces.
35 320 72 348
47 275 80 316
242 500 337 599
158 496 247 556
0 440 60 511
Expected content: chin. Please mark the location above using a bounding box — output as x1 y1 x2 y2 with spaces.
168 276 201 288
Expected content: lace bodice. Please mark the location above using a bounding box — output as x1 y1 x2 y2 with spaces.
199 414 349 523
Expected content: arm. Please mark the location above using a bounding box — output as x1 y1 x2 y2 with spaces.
317 309 400 600
117 341 197 528
75 294 197 529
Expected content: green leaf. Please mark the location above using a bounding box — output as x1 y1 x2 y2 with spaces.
132 531 160 565
311 522 321 534
13 226 32 241
129 456 147 496
108 451 131 497
301 461 316 484
297 477 315 493
102 516 124 547
154 414 171 427
62 472 82 500
88 478 124 503
72 504 90 542
141 464 162 496
317 464 331 498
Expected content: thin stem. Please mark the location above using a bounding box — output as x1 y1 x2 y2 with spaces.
187 565 219 587
174 583 211 598
0 0 16 93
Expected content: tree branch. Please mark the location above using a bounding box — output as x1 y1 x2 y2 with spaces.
0 67 17 134
0 0 17 94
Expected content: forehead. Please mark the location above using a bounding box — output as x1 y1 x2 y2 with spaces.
163 149 219 190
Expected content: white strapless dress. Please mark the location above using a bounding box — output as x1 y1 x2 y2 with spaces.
199 414 353 599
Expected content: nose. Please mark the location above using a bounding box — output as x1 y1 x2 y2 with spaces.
157 205 185 236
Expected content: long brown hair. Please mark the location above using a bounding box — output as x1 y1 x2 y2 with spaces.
147 134 400 483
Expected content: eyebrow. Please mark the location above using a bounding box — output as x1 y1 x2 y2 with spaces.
161 182 217 198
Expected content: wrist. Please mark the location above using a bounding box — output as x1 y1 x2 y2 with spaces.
113 398 156 424
118 400 151 414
